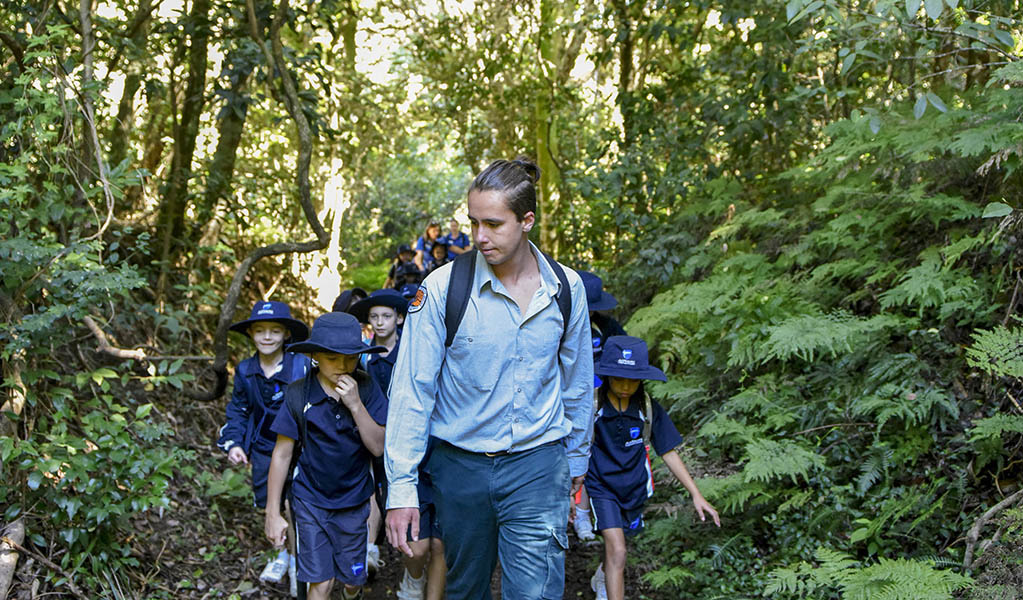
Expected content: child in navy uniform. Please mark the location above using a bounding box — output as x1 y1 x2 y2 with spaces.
351 289 445 600
217 300 311 586
265 312 389 600
573 271 628 542
586 336 720 600
423 238 450 275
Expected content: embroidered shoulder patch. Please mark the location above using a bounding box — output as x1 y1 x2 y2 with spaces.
408 287 427 313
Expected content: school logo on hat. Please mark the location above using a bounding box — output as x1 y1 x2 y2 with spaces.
257 302 274 315
618 347 636 366
623 349 632 359
408 286 427 313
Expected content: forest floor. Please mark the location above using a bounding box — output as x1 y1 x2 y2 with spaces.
11 398 662 599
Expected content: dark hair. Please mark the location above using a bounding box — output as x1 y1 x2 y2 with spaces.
597 378 646 411
468 156 541 221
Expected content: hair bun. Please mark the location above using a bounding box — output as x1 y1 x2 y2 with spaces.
511 156 541 184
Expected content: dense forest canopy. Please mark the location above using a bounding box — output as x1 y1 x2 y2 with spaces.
1 0 1022 598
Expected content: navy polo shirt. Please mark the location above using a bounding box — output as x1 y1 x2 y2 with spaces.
366 338 400 402
271 371 388 510
585 394 683 510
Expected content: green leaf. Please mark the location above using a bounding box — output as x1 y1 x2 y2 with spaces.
869 115 882 134
786 0 802 22
135 403 153 419
993 29 1015 47
924 0 943 19
981 202 1012 218
907 0 922 18
945 0 959 7
27 471 43 490
926 91 947 112
913 95 927 119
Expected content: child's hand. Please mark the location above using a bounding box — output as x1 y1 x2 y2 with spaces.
335 374 361 410
265 513 288 547
693 497 721 527
227 446 248 465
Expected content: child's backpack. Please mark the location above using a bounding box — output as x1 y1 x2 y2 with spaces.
444 249 572 348
281 368 375 496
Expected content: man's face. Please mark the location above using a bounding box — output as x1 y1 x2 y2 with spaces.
312 352 359 384
368 306 403 340
248 322 288 356
468 190 533 266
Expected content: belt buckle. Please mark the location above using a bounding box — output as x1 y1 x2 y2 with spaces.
484 450 508 458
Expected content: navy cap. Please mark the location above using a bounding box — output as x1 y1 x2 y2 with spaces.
348 288 409 323
331 288 368 313
594 336 666 382
286 312 386 355
229 300 309 342
397 244 413 255
398 283 419 299
579 271 617 312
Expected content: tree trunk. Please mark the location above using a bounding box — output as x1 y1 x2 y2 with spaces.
0 518 25 600
108 0 153 172
198 69 253 229
156 0 211 300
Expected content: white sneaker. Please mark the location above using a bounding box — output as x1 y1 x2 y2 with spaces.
395 568 426 600
591 563 607 600
574 509 596 542
366 543 384 576
259 549 289 583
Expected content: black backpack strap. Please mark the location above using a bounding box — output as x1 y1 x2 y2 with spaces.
445 250 478 347
540 251 573 345
444 248 573 347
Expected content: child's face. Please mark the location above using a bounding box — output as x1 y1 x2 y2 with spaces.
399 251 414 262
432 245 447 260
608 376 641 400
368 306 403 340
312 352 359 384
249 322 288 356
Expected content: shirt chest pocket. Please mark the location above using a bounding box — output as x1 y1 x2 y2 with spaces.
445 333 502 392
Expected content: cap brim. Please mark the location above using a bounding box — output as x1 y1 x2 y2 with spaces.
348 296 409 323
286 341 386 355
229 318 309 342
587 291 618 312
594 364 667 382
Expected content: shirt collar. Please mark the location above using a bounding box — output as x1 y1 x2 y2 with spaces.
240 353 287 378
304 370 333 406
474 241 562 298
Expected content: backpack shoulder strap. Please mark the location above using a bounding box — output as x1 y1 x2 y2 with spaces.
540 252 573 345
642 392 654 447
445 250 478 347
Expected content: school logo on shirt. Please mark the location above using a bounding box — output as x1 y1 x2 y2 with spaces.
630 426 640 439
303 402 312 414
618 348 636 366
408 287 427 313
592 336 601 349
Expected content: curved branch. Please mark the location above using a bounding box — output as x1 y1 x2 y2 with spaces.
191 0 330 401
963 487 1023 570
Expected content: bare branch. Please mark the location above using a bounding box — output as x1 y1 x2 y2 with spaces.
963 487 1023 570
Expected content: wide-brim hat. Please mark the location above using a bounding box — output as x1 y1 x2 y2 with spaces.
594 335 666 382
229 300 309 342
579 271 618 312
331 288 368 313
286 312 386 355
348 289 409 323
397 283 419 299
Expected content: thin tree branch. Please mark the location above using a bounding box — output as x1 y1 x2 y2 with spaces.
963 487 1023 570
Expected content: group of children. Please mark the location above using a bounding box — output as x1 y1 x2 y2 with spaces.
384 220 472 291
218 245 720 600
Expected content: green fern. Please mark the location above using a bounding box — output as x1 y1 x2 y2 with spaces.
695 473 771 514
969 414 1023 443
741 438 825 485
856 446 894 495
966 326 1023 379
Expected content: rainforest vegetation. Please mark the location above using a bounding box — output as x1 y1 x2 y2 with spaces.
1 0 1022 598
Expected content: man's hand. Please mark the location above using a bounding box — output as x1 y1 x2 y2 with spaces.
265 512 288 547
569 475 585 522
386 507 420 558
227 446 248 465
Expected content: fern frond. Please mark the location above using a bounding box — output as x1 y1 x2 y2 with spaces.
966 326 1023 379
840 557 972 600
968 413 1023 443
741 438 825 484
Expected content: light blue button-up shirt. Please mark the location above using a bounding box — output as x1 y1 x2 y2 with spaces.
384 242 594 509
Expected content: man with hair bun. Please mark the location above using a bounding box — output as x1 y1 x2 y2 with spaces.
385 157 594 599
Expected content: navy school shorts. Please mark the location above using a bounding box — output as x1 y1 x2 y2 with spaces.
250 448 273 509
406 502 442 542
292 496 371 585
590 496 645 537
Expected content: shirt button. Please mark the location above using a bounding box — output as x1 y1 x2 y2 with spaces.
336 415 340 420
467 337 473 343
516 387 522 393
518 357 523 362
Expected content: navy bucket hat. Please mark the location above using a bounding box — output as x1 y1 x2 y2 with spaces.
286 312 386 355
398 283 419 300
229 300 309 342
348 288 409 323
331 287 368 313
579 271 618 312
594 336 667 382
